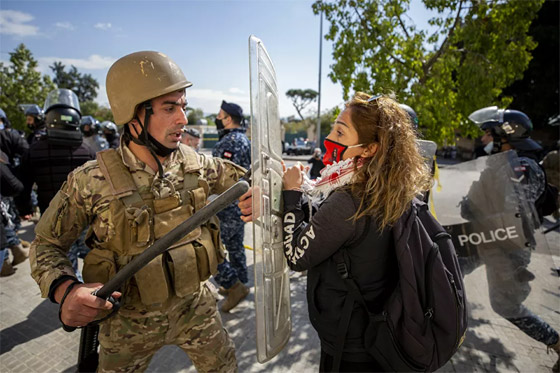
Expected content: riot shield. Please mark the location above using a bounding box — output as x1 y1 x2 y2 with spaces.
429 151 559 370
248 35 291 363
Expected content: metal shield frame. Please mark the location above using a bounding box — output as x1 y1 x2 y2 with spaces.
249 35 291 363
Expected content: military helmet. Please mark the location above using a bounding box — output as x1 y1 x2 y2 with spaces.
101 120 118 134
399 103 418 129
106 51 193 126
469 106 541 152
25 104 45 120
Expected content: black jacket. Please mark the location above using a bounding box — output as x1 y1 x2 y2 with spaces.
16 137 95 215
282 190 397 362
0 129 29 173
1 162 24 249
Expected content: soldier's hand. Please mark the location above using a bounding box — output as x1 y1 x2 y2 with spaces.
239 187 253 222
56 280 121 327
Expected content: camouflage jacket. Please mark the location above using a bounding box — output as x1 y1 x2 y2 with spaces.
30 141 246 298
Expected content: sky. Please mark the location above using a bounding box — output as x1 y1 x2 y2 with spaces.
0 0 433 119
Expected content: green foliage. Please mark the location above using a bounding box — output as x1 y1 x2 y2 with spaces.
313 0 544 144
50 61 99 102
80 101 114 122
0 44 56 131
186 107 204 125
286 88 319 121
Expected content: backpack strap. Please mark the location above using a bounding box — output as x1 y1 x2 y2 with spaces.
332 238 379 371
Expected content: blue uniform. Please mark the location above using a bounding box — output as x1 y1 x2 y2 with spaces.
212 128 251 288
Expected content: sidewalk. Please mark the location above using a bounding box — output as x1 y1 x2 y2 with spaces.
1 217 559 372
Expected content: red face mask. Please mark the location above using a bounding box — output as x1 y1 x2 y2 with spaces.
322 138 363 166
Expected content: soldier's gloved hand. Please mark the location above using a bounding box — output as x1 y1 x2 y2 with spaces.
56 280 121 327
239 187 254 222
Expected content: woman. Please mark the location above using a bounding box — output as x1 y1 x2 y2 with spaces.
282 93 431 372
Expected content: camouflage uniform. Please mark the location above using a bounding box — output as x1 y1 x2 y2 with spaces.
212 128 251 288
30 141 246 372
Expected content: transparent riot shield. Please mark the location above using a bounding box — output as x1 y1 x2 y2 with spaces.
429 151 559 371
248 35 291 363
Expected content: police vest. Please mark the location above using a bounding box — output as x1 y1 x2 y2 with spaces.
82 147 225 306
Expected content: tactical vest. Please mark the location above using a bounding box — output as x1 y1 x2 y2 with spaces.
82 147 224 306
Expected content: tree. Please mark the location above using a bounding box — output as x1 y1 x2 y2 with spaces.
80 101 114 122
286 89 319 121
502 0 559 135
50 62 99 102
186 107 204 125
0 44 56 132
313 0 544 144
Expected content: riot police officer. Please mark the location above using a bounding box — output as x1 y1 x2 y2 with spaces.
100 120 120 148
80 116 109 152
29 51 249 372
213 100 251 312
467 106 559 370
25 104 47 146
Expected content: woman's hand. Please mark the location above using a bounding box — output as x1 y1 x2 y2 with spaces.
282 162 308 191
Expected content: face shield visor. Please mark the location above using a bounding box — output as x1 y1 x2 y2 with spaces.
44 89 81 114
468 106 505 128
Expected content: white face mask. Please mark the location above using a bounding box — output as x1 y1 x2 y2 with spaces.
484 141 494 155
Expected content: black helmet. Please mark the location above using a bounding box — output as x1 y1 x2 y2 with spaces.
44 89 82 145
80 116 100 136
100 121 118 134
468 106 541 152
25 104 45 120
399 103 418 129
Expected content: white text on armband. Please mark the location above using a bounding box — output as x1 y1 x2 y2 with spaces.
283 212 316 263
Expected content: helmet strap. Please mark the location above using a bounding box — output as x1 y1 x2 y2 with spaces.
123 103 175 179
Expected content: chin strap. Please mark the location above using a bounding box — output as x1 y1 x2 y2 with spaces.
122 103 176 179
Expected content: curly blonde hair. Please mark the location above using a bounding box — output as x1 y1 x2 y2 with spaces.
346 92 432 229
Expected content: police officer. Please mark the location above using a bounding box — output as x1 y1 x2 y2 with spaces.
100 120 120 149
467 107 560 370
181 127 201 151
17 89 96 279
25 104 47 146
80 116 109 152
212 100 251 312
29 51 251 372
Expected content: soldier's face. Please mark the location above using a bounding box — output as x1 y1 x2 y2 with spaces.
141 90 188 149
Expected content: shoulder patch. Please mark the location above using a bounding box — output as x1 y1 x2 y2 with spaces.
223 151 233 159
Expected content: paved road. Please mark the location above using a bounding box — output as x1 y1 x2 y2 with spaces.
1 159 559 372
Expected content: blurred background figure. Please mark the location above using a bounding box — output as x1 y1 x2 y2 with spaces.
100 120 120 149
25 104 47 146
181 127 201 152
308 148 324 180
212 100 251 312
80 115 109 153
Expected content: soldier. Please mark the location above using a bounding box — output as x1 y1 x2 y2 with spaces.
29 51 251 372
466 107 560 370
24 104 47 146
181 127 201 151
212 100 251 312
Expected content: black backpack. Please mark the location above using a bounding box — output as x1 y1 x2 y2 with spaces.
333 198 468 372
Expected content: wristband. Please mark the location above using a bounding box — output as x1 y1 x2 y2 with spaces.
58 280 82 332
